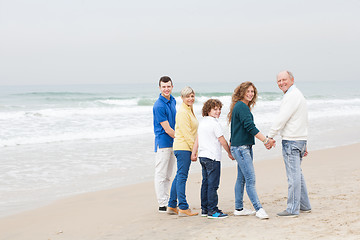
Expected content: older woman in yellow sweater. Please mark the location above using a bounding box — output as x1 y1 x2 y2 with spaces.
167 86 199 216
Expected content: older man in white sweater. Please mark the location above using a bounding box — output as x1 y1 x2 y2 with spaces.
268 71 311 218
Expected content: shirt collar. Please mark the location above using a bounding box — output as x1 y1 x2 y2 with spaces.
204 116 218 121
159 94 174 103
181 101 192 110
285 84 296 95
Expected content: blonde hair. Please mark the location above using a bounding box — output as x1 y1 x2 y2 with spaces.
180 86 195 97
227 81 258 123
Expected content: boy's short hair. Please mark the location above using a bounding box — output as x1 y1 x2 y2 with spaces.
202 99 222 117
159 76 172 86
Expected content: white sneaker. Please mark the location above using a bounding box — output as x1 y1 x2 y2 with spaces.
256 208 269 219
234 208 256 216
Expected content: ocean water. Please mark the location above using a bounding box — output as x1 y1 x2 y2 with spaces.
0 81 359 217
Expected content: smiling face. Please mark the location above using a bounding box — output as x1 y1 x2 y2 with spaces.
208 106 221 118
242 85 255 104
182 93 195 106
159 81 173 99
277 71 294 93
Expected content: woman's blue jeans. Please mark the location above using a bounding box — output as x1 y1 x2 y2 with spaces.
231 145 262 211
168 150 191 210
199 157 221 214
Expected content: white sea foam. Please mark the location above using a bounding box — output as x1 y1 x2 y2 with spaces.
1 95 360 147
97 99 139 106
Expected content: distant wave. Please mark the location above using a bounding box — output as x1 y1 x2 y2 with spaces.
12 92 98 97
9 91 357 108
13 91 359 100
307 97 360 104
137 98 156 106
96 99 139 106
196 92 232 97
4 90 360 110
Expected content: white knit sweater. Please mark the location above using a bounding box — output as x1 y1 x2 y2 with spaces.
268 85 308 140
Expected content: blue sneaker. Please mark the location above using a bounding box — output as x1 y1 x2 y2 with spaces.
208 211 228 219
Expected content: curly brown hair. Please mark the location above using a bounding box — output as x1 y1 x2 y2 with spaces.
202 99 223 117
227 81 258 123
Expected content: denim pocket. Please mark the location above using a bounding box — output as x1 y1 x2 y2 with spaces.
299 142 307 157
283 141 306 156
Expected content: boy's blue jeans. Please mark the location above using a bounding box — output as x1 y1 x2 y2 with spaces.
199 157 221 214
282 140 311 214
168 150 191 210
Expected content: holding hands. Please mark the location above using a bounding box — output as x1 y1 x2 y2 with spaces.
263 137 276 150
255 133 276 150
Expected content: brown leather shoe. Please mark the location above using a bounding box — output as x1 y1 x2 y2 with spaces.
167 207 179 215
179 208 199 217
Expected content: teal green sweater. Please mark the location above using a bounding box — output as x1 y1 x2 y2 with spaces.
230 101 259 146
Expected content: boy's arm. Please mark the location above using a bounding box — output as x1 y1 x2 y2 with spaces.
218 136 235 160
160 121 175 138
191 136 199 161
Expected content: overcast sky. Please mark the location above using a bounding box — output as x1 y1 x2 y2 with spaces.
0 0 359 85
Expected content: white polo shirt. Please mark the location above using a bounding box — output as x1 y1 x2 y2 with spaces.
198 116 224 161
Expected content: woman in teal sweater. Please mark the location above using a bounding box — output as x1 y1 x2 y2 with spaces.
228 81 273 220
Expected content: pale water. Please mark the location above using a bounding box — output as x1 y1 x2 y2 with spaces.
1 81 359 217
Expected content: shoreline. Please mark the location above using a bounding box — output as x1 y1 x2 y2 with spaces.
1 143 360 239
2 135 355 219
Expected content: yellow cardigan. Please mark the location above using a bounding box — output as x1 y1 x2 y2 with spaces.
173 102 198 151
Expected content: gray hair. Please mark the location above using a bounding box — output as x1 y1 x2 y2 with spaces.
277 70 294 80
180 86 195 97
287 71 294 80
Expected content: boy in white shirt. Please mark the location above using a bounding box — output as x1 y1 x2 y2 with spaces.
191 99 234 219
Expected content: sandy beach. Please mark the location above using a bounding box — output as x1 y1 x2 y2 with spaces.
0 143 359 240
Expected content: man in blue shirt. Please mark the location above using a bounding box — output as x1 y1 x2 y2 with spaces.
153 76 177 213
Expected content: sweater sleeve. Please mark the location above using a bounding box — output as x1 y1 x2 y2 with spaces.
268 92 301 138
240 106 259 136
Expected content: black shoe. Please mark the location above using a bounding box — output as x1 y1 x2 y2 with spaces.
201 209 208 217
158 206 167 213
